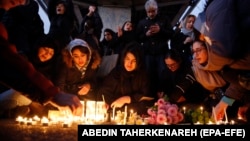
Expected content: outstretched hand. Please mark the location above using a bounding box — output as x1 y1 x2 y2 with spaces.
213 100 228 122
50 92 83 116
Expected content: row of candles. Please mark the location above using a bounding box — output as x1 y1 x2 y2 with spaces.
15 101 241 126
15 100 140 127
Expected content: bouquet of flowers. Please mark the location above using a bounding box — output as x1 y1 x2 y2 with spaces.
147 95 184 125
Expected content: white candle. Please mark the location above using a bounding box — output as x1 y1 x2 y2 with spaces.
124 106 127 124
224 108 228 124
112 107 116 120
200 106 203 114
41 117 49 126
182 106 186 114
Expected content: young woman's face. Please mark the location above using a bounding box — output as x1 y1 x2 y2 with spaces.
192 42 208 64
165 58 180 72
185 17 195 30
124 52 137 72
38 47 54 62
72 48 88 68
104 31 112 41
123 22 133 31
56 3 66 15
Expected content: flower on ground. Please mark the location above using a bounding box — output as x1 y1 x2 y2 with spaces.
147 95 184 125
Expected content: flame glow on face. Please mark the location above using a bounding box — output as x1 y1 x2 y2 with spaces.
192 41 208 64
72 48 88 68
38 47 54 62
124 52 137 72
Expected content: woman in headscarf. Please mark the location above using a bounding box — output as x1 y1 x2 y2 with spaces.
55 38 101 101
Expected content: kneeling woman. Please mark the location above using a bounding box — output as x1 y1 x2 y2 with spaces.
55 38 101 101
97 41 154 115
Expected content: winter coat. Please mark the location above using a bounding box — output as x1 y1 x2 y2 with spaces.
136 14 174 55
159 60 209 103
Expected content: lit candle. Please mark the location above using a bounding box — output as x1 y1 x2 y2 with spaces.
27 118 33 125
182 106 186 114
16 116 24 124
230 120 235 125
207 120 214 125
130 109 133 117
112 107 116 121
63 119 72 128
200 106 203 114
41 117 49 126
124 106 127 124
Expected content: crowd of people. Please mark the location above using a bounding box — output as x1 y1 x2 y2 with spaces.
0 0 249 124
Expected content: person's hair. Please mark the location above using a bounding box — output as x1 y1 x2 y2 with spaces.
120 41 145 71
103 28 115 35
164 49 183 64
121 21 133 31
145 0 158 11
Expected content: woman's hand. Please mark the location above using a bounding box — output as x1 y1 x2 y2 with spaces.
111 96 131 108
78 83 91 95
213 100 229 122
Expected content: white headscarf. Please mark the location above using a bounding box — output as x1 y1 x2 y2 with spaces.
67 38 92 77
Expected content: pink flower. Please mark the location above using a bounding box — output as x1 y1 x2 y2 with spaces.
156 113 167 124
148 117 156 124
176 112 184 122
147 96 183 125
157 109 166 115
164 103 172 111
171 116 180 124
157 98 165 106
147 108 154 115
171 104 179 110
157 104 165 111
166 116 173 124
167 106 178 117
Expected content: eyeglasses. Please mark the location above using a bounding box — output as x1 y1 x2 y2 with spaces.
192 48 206 55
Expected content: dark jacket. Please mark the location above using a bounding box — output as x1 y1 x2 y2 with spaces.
80 11 103 40
97 66 152 114
136 14 174 55
159 61 209 104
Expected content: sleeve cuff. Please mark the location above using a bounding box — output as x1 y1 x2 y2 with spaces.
221 96 235 106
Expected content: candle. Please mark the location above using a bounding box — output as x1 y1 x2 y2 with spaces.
123 106 127 124
41 117 49 126
63 119 72 128
230 120 235 125
16 116 24 124
224 108 228 124
27 118 33 125
130 109 133 118
112 107 116 121
207 120 214 125
200 106 203 114
182 106 186 114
